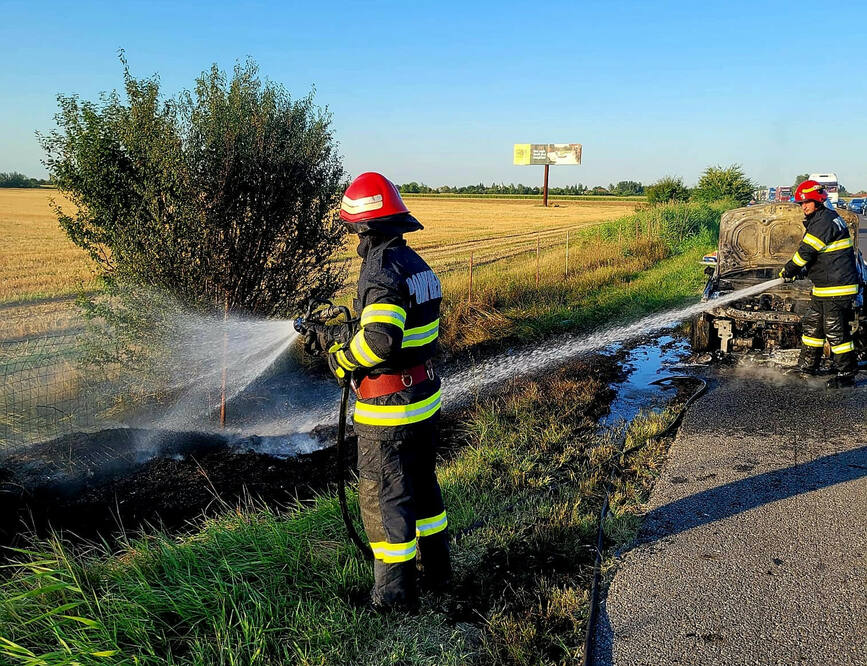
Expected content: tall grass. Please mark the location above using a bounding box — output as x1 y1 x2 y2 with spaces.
0 364 679 665
440 199 730 352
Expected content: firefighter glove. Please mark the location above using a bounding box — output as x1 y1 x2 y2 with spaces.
326 342 351 386
779 267 796 283
327 354 349 385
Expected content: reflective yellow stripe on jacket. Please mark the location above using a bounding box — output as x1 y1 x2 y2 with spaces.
802 233 826 251
360 303 407 329
812 284 859 297
822 238 854 252
401 319 439 348
349 330 386 368
791 252 808 267
354 390 442 427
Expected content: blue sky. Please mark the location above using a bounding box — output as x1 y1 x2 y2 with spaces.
2 0 866 189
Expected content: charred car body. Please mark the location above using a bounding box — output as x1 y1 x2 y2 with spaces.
693 203 867 359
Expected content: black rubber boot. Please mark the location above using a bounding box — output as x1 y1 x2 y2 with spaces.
370 560 419 614
417 532 452 594
826 374 856 389
797 348 822 374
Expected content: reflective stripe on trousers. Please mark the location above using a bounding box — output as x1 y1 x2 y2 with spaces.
370 538 417 563
416 510 448 537
802 335 824 348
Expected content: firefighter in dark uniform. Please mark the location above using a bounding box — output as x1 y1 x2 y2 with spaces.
780 180 861 388
316 172 450 611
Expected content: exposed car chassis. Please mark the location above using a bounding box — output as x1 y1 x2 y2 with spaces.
691 204 867 361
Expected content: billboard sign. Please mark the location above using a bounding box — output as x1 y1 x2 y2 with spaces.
514 143 582 166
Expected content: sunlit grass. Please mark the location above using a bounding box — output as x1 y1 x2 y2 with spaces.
0 363 680 665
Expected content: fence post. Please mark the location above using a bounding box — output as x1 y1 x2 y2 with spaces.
565 230 569 278
220 293 228 429
468 252 474 303
536 237 540 288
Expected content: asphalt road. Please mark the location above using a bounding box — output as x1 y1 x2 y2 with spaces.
593 364 867 665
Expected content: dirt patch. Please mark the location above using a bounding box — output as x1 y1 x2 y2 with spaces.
0 353 625 555
0 426 352 550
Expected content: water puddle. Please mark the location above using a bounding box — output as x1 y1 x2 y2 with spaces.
601 335 692 427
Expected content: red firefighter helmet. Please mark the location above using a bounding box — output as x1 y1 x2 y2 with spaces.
793 180 828 204
339 172 422 235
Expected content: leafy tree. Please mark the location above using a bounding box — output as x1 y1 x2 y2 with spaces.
793 173 809 188
691 164 754 205
645 176 690 204
612 180 644 196
40 56 345 318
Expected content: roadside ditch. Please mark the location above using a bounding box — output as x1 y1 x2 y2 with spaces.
0 329 697 552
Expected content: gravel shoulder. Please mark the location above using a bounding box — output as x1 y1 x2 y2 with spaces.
594 367 867 665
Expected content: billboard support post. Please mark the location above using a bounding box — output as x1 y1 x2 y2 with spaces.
513 144 581 208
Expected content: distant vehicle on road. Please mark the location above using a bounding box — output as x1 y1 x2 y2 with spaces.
849 198 864 214
775 186 792 202
691 202 866 356
808 172 840 205
836 199 847 209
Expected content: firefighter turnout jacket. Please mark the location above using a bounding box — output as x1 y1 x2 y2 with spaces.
783 206 860 298
329 233 442 440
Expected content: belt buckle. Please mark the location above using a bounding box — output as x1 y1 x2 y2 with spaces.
401 370 413 388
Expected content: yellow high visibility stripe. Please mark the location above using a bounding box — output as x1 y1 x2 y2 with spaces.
401 319 439 348
831 341 855 354
416 510 448 537
812 284 859 297
349 330 385 368
360 303 407 329
802 336 825 348
354 390 442 427
822 238 854 252
369 538 417 563
802 234 826 251
791 252 808 267
335 349 358 371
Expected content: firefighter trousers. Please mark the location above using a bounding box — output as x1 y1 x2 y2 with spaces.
357 425 450 609
799 296 857 377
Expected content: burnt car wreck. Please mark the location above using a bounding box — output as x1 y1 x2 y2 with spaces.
692 203 867 359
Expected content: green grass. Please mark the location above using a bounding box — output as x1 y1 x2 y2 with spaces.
0 199 729 664
440 199 728 353
0 365 680 665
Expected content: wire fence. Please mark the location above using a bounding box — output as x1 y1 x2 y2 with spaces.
0 330 122 451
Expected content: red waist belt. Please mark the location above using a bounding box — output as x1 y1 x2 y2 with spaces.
354 362 435 400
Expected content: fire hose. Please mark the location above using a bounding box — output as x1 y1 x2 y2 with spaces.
295 299 373 561
580 375 707 666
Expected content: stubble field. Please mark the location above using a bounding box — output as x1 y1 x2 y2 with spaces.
0 189 638 341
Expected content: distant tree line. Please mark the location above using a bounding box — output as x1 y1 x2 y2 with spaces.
0 171 52 188
398 180 645 196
